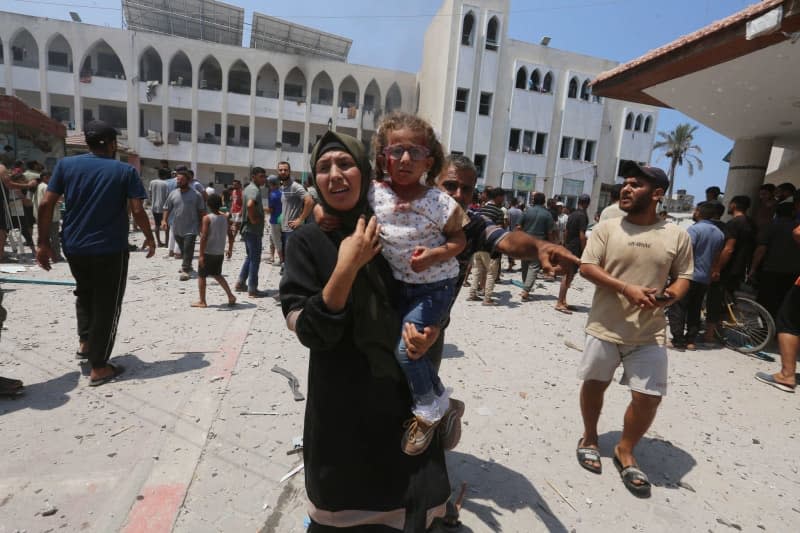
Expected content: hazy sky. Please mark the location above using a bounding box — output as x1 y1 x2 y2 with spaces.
6 0 755 199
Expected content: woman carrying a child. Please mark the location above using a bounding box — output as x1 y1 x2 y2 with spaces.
280 121 454 532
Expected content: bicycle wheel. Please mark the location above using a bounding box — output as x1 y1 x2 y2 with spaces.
717 296 775 353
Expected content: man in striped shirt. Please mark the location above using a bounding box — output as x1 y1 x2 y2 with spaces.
469 188 506 304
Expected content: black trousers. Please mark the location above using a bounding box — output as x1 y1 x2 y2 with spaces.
175 233 196 273
757 271 799 319
67 250 129 369
667 280 708 344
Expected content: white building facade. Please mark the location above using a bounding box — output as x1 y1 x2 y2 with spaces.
1 0 658 212
0 10 414 182
418 0 659 212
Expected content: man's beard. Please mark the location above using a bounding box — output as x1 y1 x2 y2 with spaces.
620 195 650 215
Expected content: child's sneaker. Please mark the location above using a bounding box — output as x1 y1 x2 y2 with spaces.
438 398 465 450
402 415 441 456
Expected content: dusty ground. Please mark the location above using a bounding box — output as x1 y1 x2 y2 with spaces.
1 232 798 533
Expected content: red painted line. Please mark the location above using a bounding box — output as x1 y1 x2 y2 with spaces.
121 483 187 533
205 323 250 379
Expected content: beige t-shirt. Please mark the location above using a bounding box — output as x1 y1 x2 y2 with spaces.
599 202 625 221
581 217 693 345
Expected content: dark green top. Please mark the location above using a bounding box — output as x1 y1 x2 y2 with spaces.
241 183 264 235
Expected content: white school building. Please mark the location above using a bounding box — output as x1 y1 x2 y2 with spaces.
0 0 658 212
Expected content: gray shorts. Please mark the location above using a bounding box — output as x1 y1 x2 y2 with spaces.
577 335 668 396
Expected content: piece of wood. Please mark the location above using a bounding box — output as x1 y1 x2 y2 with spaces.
545 479 577 512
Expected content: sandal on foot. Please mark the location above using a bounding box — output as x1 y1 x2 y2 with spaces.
0 376 24 396
613 454 651 497
75 351 89 360
89 363 125 387
576 438 602 474
755 372 796 393
555 306 573 315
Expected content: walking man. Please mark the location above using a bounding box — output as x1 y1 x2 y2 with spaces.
575 161 693 497
235 167 268 297
755 224 800 393
149 167 169 247
704 195 755 343
278 161 313 256
36 120 156 386
470 188 505 305
667 202 725 349
518 192 554 300
162 169 205 280
556 194 590 314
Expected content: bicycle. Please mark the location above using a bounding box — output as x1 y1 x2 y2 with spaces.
709 288 775 354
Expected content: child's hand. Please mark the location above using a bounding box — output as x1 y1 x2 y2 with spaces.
225 249 232 260
410 247 436 272
198 256 205 269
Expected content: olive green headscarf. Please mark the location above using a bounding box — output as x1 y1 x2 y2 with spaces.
309 131 405 382
309 130 373 233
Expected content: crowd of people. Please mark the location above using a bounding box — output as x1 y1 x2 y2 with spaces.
0 113 799 530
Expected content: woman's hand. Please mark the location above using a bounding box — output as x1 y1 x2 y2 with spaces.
338 215 382 272
323 216 382 313
403 323 440 360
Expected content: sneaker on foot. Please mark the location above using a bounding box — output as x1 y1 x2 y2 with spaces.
234 282 247 292
179 272 190 281
438 398 465 451
402 415 441 456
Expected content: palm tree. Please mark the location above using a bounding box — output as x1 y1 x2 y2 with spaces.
653 123 703 198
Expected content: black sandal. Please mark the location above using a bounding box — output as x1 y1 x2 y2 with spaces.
0 376 24 397
576 438 602 474
89 363 125 387
613 454 651 498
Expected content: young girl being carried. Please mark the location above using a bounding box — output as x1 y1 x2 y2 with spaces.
370 112 467 456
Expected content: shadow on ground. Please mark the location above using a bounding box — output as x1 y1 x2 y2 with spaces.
442 343 465 360
444 450 568 533
598 430 697 487
0 370 80 414
77 352 210 381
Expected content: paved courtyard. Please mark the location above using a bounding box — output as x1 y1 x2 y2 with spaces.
1 233 797 532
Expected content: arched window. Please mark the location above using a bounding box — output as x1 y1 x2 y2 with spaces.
580 79 590 101
82 39 124 79
228 60 251 95
486 16 499 50
255 63 279 98
311 71 334 105
542 71 553 93
634 114 643 131
385 83 402 113
284 67 307 101
624 113 633 130
338 75 359 108
461 12 475 46
568 77 578 99
47 34 73 73
10 29 39 68
515 67 527 89
363 79 381 112
643 116 652 133
169 51 192 87
198 56 222 90
530 69 540 91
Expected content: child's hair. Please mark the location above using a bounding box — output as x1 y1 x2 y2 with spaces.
207 193 222 211
373 112 444 186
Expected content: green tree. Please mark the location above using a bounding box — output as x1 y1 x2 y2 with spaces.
653 123 703 198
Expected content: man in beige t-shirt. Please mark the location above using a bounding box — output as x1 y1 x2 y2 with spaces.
575 161 693 498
